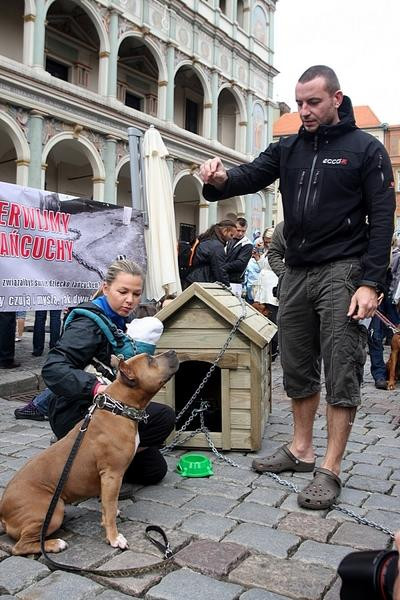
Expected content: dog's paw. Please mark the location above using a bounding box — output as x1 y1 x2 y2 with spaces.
52 539 68 553
110 533 129 549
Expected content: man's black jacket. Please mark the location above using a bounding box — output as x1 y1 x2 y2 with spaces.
203 96 395 291
226 236 253 283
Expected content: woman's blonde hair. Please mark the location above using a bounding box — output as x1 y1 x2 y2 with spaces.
92 259 144 299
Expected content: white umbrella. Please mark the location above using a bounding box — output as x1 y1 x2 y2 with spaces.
143 125 182 302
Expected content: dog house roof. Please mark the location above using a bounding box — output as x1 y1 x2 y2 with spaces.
156 282 277 348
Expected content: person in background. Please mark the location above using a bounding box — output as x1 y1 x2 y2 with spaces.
367 243 400 390
267 221 286 278
185 220 237 287
244 240 263 303
253 227 279 360
199 65 395 510
225 217 253 297
15 311 26 342
32 310 62 357
0 312 20 369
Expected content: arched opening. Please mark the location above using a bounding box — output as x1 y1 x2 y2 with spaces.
237 0 245 28
174 174 201 242
117 37 159 116
174 66 205 136
252 102 266 156
45 0 100 92
217 198 238 222
253 4 269 46
45 139 94 198
116 161 131 207
0 1 24 62
0 129 17 184
218 88 240 150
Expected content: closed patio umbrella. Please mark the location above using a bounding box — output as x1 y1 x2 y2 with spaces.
143 125 182 301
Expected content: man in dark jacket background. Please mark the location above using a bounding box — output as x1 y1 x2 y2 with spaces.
226 217 253 297
199 65 395 510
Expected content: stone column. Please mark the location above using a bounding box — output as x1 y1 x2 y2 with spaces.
246 91 254 155
28 110 44 188
104 135 118 204
16 160 29 186
107 10 119 98
166 42 176 122
210 68 220 141
22 10 35 66
32 0 46 70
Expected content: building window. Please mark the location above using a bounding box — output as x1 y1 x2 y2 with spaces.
125 91 142 111
219 0 227 14
185 99 199 134
46 57 69 82
237 0 245 28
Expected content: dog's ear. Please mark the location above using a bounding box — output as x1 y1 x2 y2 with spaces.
110 354 121 369
118 359 138 387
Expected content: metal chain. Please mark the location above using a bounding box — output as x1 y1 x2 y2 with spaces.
69 227 105 280
174 286 247 424
162 284 394 539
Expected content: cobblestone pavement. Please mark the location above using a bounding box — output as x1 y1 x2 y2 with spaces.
0 330 399 599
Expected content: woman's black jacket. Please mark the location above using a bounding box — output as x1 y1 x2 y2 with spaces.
42 301 116 437
186 238 229 285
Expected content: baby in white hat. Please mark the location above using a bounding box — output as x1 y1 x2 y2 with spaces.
126 317 164 355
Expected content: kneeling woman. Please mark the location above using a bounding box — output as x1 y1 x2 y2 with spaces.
42 258 175 486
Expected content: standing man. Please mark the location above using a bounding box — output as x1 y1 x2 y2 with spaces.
200 65 395 509
226 217 253 297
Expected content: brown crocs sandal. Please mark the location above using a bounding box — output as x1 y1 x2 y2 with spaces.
252 445 315 474
297 467 341 510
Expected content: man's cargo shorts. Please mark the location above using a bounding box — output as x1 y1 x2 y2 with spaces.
277 258 367 407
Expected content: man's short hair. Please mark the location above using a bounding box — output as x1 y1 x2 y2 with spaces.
236 217 247 227
298 65 341 95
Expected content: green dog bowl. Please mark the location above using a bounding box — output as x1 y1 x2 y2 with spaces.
176 453 214 478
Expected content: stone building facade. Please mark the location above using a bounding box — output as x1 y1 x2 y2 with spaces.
0 0 278 242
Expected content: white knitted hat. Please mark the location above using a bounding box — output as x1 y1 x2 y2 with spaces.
126 317 164 345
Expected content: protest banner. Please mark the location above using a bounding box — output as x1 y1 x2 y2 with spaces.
0 182 146 312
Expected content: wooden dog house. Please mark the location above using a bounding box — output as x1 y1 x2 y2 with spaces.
154 283 277 451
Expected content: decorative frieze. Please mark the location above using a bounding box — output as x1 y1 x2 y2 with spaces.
7 106 29 138
42 117 72 146
118 14 141 39
85 130 106 158
173 159 190 180
116 140 129 166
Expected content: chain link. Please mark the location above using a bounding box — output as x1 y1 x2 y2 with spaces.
69 228 105 280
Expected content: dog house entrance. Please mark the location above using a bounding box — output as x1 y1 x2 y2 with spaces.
175 361 222 431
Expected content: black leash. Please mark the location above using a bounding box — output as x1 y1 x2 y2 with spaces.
39 404 175 577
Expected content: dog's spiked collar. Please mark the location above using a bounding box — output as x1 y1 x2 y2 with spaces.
94 393 149 423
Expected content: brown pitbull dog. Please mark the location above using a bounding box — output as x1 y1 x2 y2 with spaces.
387 332 400 390
0 351 179 556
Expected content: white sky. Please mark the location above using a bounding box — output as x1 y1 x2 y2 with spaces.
273 0 400 125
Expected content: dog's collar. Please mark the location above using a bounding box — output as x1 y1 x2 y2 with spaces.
93 393 149 423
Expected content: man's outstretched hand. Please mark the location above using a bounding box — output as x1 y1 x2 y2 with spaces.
199 157 228 189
